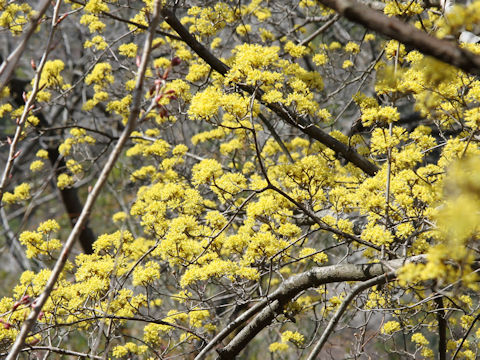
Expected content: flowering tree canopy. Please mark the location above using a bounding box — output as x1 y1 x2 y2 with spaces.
1 0 480 358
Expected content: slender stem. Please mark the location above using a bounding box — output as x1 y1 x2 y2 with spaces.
298 14 340 46
452 311 480 360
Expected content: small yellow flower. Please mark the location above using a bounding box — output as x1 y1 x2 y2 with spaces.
411 332 429 346
236 24 251 36
112 211 127 223
313 53 328 66
57 173 74 190
342 60 354 69
30 160 44 172
269 342 289 352
345 41 360 54
118 43 138 57
382 321 401 334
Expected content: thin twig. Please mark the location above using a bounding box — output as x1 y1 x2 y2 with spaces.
298 14 340 47
1 346 103 359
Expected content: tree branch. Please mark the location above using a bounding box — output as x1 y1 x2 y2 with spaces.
195 256 425 359
160 8 379 176
1 346 103 359
298 14 340 47
258 113 294 163
317 0 480 75
68 0 182 41
435 296 446 360
216 258 424 359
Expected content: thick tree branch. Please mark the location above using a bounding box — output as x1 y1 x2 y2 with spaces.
160 8 379 176
317 0 480 75
195 256 425 359
216 257 425 359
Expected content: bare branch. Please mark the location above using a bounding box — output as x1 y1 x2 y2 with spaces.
298 14 340 47
1 346 103 359
317 0 480 75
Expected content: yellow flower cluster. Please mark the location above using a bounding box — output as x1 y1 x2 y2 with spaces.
284 41 308 58
57 173 74 190
0 2 33 35
66 159 83 174
384 0 423 17
112 342 148 358
29 160 44 172
382 321 401 334
39 60 66 89
269 342 289 352
411 332 429 346
58 128 96 156
85 62 114 89
33 59 68 102
132 261 160 286
281 330 305 344
79 0 109 33
3 183 31 204
184 3 233 37
19 219 61 258
118 43 138 57
84 35 108 51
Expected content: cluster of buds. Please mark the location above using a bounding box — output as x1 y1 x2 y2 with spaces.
0 295 45 330
0 318 12 329
12 295 32 311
